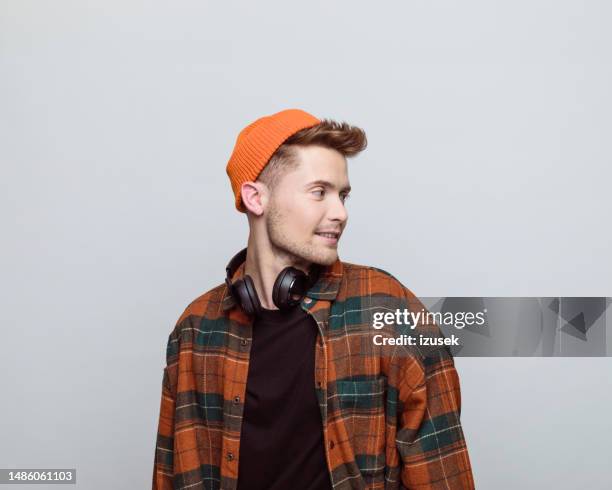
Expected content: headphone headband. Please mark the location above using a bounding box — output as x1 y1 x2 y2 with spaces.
226 248 248 284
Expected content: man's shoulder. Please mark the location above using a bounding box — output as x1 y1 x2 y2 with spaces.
171 282 228 334
339 260 410 298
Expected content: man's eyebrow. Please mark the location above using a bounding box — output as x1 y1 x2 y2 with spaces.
305 180 352 193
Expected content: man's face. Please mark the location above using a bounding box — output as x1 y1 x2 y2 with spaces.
264 145 351 266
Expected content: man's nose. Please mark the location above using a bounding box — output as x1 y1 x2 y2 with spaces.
329 194 348 223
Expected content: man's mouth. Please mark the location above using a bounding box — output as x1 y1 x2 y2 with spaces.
315 231 340 244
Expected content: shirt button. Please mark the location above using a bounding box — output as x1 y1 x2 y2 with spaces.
227 452 234 461
304 297 312 304
316 380 322 388
233 396 241 404
329 440 335 450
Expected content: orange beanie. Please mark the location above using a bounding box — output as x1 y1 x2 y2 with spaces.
226 108 321 213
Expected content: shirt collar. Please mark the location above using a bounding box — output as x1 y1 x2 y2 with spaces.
221 256 343 312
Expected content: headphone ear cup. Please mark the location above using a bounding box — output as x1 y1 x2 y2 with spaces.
242 275 262 316
273 267 308 310
234 276 261 317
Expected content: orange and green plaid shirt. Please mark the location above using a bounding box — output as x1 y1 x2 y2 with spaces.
153 257 475 489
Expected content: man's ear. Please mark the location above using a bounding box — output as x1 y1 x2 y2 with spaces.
241 181 266 216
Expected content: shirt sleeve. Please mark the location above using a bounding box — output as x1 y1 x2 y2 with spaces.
395 289 475 489
152 332 178 490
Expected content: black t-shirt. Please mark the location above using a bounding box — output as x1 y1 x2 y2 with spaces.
236 305 332 490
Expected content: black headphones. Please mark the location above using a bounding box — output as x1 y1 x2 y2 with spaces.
225 248 320 316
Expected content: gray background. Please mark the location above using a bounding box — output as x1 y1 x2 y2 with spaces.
1 1 610 488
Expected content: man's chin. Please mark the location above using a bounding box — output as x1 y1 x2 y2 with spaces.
309 249 339 267
276 242 339 268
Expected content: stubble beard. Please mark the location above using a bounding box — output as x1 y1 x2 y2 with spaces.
265 202 339 267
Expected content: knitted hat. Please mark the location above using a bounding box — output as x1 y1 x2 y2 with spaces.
226 108 321 213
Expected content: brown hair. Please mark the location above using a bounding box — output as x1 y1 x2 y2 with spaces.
256 118 367 191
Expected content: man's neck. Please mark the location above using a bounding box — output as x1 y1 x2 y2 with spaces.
243 237 311 310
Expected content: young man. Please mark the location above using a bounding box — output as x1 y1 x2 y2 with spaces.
153 109 475 490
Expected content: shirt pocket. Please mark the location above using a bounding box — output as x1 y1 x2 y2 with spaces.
334 376 387 477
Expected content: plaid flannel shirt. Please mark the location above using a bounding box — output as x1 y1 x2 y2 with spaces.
153 257 475 489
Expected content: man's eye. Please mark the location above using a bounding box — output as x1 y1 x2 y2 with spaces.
313 189 325 197
341 194 350 202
